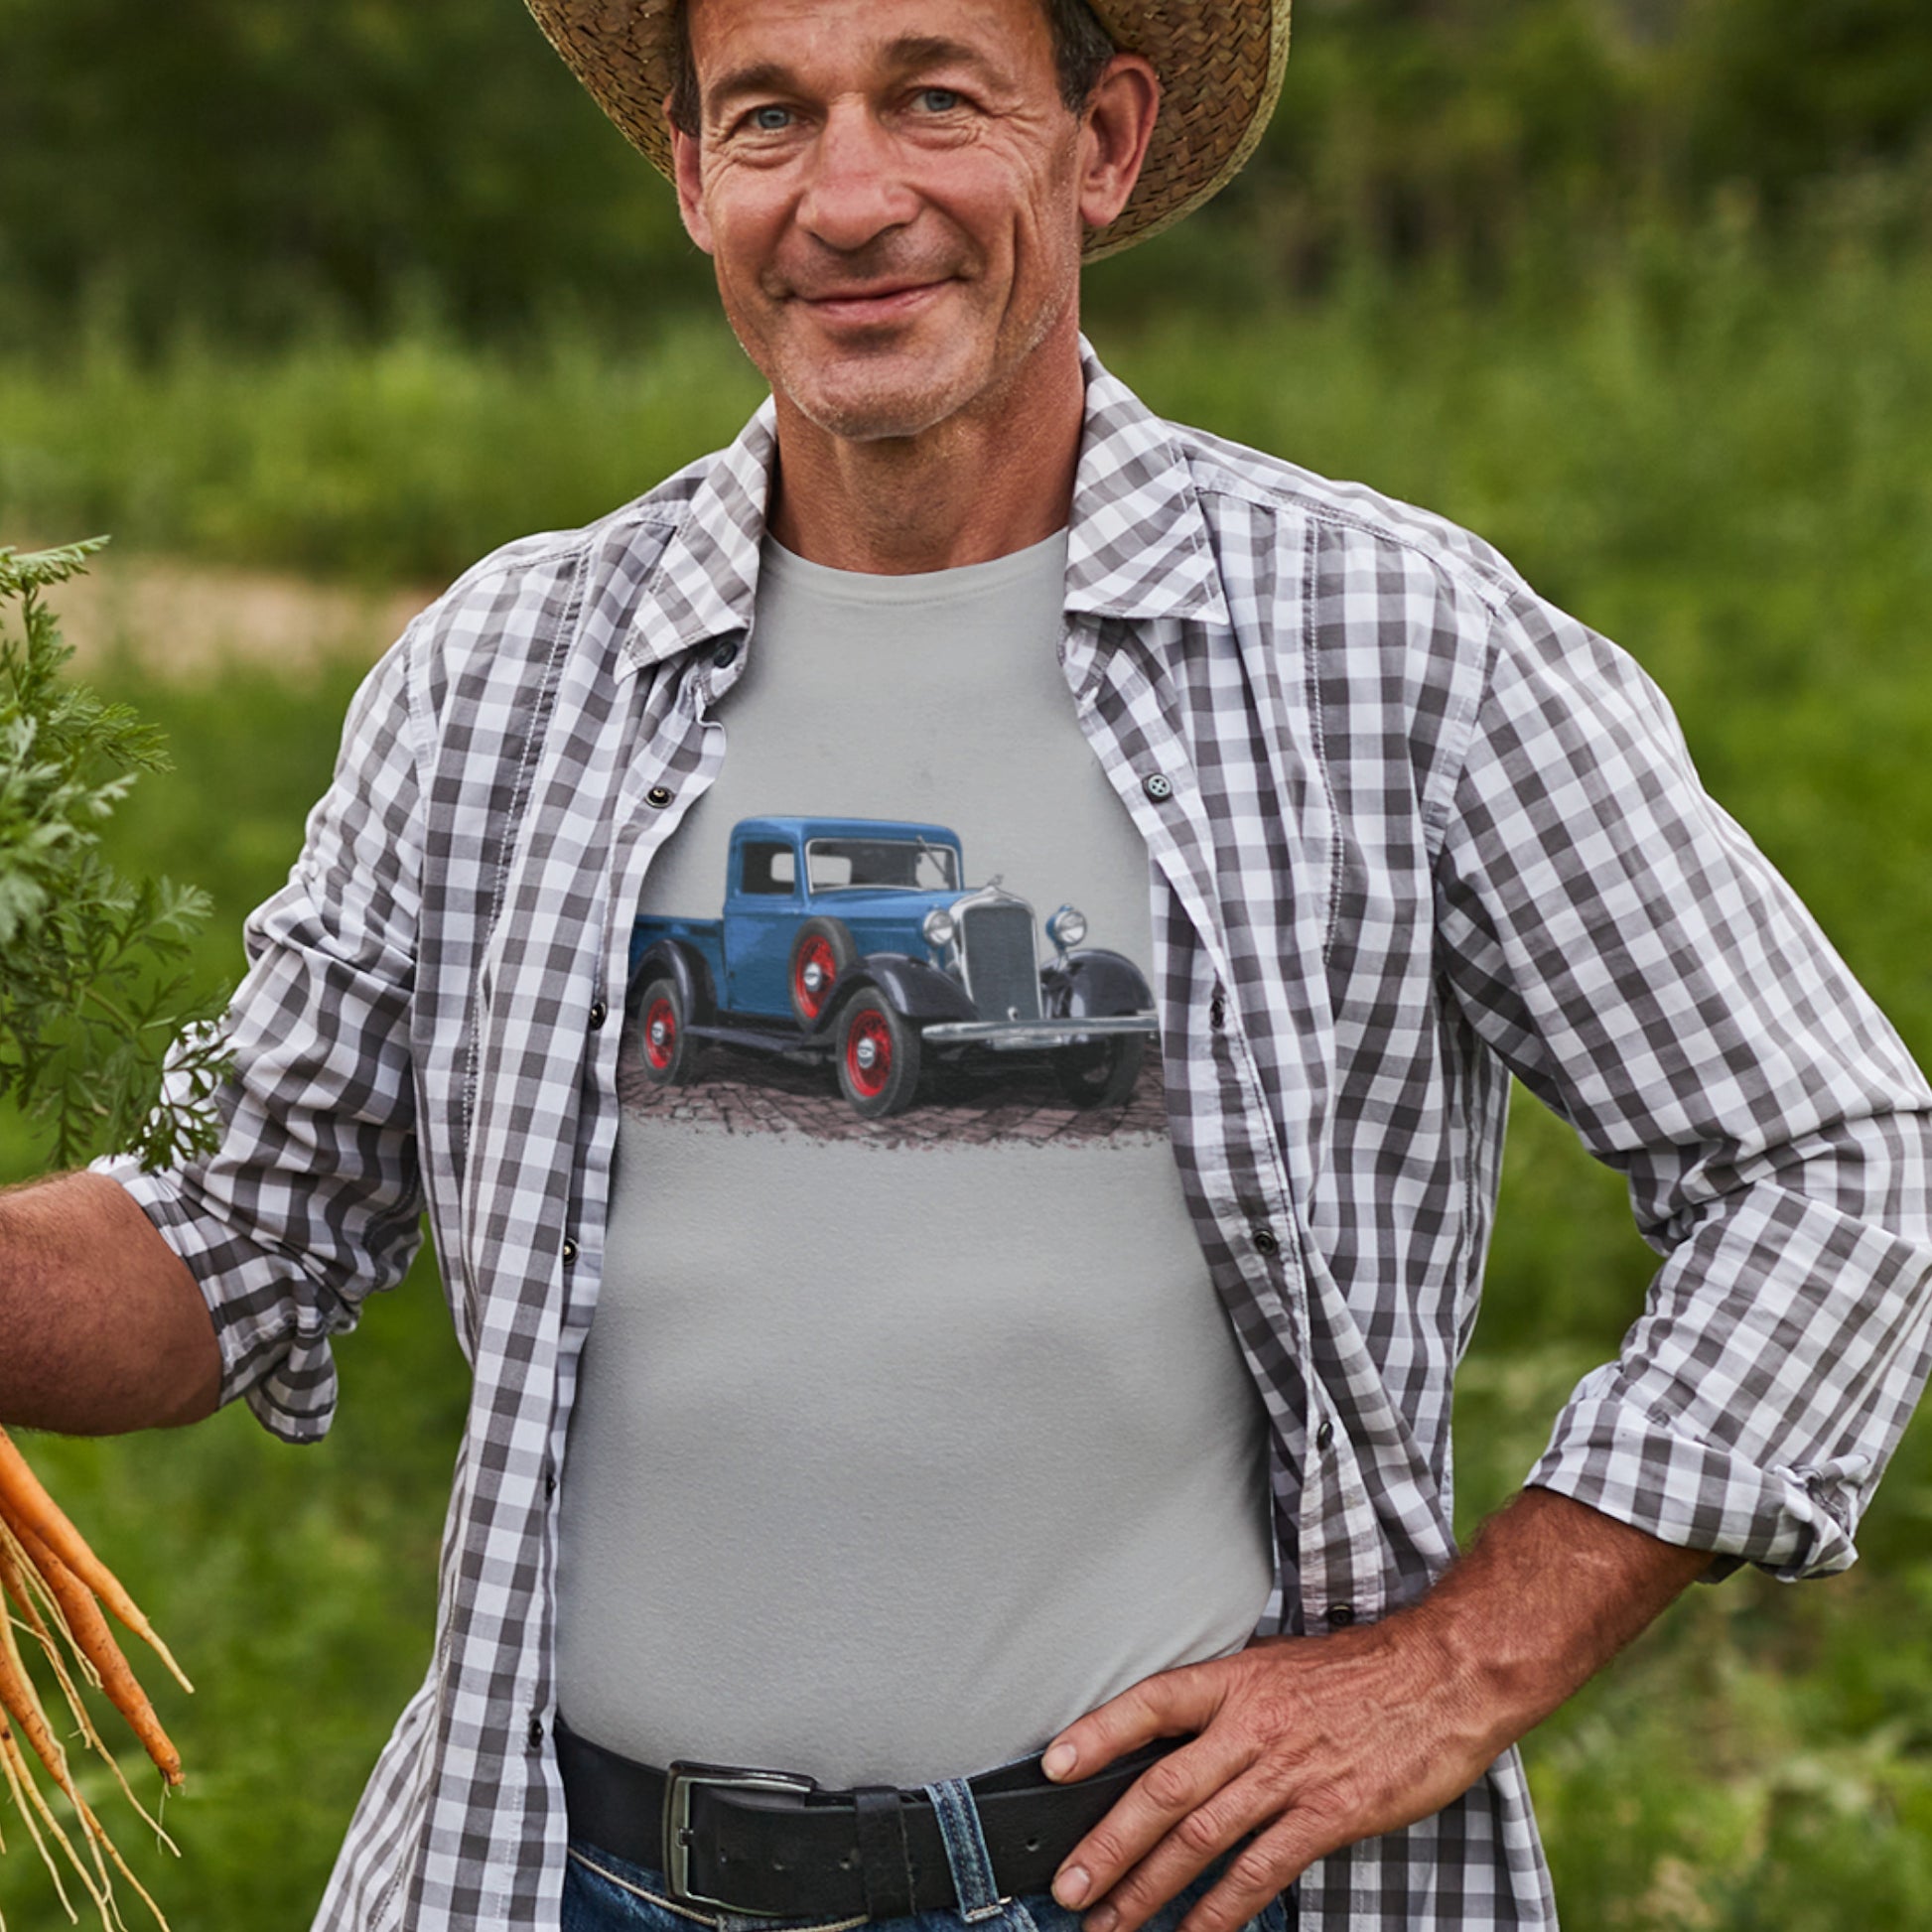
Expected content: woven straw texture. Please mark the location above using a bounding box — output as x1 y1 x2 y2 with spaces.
523 0 1290 258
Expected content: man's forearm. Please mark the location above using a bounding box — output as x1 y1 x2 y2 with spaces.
1407 1483 1712 1753
0 1173 222 1434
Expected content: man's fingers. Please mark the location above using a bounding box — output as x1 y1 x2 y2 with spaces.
1043 1661 1226 1784
1066 1761 1294 1932
1172 1810 1330 1932
1051 1731 1255 1909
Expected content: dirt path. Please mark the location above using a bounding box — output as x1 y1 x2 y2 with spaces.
617 1024 1169 1149
35 546 434 680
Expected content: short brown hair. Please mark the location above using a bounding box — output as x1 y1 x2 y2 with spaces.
666 0 1118 138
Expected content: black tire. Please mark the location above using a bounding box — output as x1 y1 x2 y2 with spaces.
634 976 699 1085
1054 1035 1143 1108
788 916 858 1025
835 994 922 1120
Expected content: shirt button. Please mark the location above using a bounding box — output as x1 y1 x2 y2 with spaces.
1252 1226 1279 1256
527 1717 545 1748
1209 990 1226 1032
561 1237 579 1266
1142 772 1174 803
1325 1605 1355 1629
646 783 674 808
545 1468 558 1498
712 637 741 668
1316 1419 1335 1452
589 999 609 1030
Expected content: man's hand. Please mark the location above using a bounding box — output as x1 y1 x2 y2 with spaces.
1041 1489 1714 1932
1040 1617 1498 1932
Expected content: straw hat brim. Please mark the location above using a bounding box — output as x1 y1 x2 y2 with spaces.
522 0 1291 259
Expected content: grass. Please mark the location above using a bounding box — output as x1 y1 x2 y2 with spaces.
0 320 770 587
3 232 1932 1926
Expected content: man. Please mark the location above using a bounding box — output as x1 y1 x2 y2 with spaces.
3 0 1929 1927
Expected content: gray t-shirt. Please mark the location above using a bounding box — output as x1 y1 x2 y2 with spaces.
555 531 1274 1787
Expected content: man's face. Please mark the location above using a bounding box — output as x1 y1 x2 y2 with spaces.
672 0 1092 444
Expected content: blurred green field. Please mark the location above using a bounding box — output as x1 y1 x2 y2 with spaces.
4 237 1932 1928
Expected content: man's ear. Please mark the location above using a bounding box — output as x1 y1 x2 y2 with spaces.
670 115 715 255
1077 54 1161 234
1073 53 1159 235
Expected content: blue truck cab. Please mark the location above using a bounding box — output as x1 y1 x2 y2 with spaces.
630 815 964 1017
628 815 1157 1119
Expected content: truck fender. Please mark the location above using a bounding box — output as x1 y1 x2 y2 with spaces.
1041 947 1153 1020
810 953 976 1034
629 937 717 1026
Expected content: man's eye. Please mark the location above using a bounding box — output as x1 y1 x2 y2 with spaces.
916 88 962 112
750 104 791 131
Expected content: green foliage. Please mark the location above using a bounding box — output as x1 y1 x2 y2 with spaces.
0 542 228 1168
0 319 766 585
1677 0 1932 204
0 0 708 348
1194 0 1932 291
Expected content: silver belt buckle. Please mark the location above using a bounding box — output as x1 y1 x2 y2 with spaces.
663 1760 819 1914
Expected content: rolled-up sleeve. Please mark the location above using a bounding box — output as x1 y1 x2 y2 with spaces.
93 627 427 1445
1434 587 1932 1579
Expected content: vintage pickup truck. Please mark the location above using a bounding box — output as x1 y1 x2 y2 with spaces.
626 814 1158 1119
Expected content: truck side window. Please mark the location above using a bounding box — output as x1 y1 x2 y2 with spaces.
740 841 797 897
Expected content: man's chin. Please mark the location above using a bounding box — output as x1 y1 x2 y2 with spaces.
781 362 981 445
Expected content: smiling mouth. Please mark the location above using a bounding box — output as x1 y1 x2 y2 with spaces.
797 280 951 324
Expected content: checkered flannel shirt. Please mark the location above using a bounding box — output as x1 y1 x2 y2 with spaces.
103 343 1932 1930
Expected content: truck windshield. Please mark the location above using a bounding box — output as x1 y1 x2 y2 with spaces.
806 838 958 893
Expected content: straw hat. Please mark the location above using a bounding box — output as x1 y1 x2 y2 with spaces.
522 0 1291 258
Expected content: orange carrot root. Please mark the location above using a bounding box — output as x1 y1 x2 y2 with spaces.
0 1716 102 1928
0 1429 186 1928
0 1430 191 1694
10 1526 182 1789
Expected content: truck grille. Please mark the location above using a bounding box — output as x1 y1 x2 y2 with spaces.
961 902 1039 1022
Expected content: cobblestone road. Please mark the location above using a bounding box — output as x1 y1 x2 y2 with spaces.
617 1026 1168 1149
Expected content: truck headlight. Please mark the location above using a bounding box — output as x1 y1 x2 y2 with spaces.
1046 904 1087 950
922 907 956 949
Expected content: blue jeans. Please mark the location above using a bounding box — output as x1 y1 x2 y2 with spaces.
561 1773 1292 1932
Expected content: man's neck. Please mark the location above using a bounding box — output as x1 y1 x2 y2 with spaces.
765 328 1085 575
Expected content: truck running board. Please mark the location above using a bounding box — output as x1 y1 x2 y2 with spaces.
921 1014 1158 1049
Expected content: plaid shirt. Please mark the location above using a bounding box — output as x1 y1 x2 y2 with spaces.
105 344 1932 1930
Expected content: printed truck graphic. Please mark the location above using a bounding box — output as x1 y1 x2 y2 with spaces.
627 815 1159 1120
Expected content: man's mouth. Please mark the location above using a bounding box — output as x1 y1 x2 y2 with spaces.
796 279 951 326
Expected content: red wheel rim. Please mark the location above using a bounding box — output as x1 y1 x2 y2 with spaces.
794 936 837 1018
845 1008 892 1099
642 995 677 1071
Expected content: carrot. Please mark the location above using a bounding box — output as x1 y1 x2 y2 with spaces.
11 1524 182 1788
0 1428 191 1694
0 1429 186 1927
1 1712 164 1932
0 1715 93 1928
0 1525 176 1866
0 1621 127 1930
0 1585 72 1794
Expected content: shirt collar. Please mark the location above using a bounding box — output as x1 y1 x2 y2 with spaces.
627 395 778 665
1063 339 1229 625
624 336 1226 665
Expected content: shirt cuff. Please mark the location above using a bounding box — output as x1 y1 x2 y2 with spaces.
94 1155 344 1446
1525 1374 1872 1582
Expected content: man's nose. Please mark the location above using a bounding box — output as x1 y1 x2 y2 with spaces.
796 99 919 253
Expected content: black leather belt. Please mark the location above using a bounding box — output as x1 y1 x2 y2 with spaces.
557 1718 1181 1921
